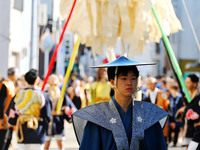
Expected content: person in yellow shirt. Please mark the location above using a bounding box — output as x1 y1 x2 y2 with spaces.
90 68 111 104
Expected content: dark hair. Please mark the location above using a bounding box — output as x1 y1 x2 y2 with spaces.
25 69 38 85
162 80 167 85
107 66 139 81
7 67 17 76
156 74 165 80
171 85 178 91
188 74 199 83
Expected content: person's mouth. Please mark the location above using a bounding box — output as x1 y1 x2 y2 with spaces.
126 88 132 91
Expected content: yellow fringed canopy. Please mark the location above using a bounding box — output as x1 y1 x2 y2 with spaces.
60 0 182 58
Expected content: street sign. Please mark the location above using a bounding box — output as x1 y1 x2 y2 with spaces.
40 29 54 76
38 4 48 26
63 31 74 59
40 29 53 52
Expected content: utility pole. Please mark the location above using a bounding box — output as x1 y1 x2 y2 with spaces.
0 0 10 77
30 0 34 69
30 0 39 69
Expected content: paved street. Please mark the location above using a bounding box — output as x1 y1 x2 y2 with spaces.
49 122 79 150
168 144 187 150
11 122 187 150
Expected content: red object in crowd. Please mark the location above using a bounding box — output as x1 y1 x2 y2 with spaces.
186 109 199 120
102 55 120 64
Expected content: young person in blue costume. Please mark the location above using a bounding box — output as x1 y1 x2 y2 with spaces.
168 83 184 147
72 56 168 150
44 74 77 150
8 69 51 150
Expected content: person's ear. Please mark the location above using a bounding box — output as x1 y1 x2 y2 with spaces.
110 79 115 88
34 77 39 85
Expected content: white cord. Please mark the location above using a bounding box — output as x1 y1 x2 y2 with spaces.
181 0 200 58
114 67 118 89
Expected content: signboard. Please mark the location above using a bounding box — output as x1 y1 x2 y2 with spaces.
40 29 53 52
38 4 48 26
63 31 74 59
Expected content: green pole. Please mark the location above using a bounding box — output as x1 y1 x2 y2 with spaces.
151 5 191 103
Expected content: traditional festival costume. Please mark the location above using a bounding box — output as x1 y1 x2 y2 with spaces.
185 94 200 150
168 92 184 146
72 56 168 150
90 81 111 104
46 88 77 140
73 98 168 150
8 87 51 145
182 89 199 147
142 89 169 138
0 79 15 149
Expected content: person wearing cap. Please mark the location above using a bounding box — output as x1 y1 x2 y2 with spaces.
7 69 51 150
72 56 168 150
0 67 18 150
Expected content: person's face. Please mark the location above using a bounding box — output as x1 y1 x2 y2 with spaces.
8 73 18 82
169 88 178 97
114 71 138 97
185 77 196 91
146 79 156 91
100 68 107 80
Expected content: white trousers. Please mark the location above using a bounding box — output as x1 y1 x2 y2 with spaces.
17 143 44 150
188 141 199 150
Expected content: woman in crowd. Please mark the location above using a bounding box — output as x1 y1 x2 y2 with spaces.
90 67 111 104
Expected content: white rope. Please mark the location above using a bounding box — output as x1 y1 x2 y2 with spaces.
181 0 200 56
113 67 122 95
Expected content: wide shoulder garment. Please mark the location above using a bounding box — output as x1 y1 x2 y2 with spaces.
72 100 168 150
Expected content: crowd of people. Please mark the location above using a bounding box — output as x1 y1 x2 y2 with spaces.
0 59 200 149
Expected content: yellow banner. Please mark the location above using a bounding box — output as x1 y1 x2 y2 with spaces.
56 38 80 112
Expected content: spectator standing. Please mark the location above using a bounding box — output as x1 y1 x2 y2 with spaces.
184 93 200 150
90 68 111 104
168 83 184 147
0 67 18 150
143 76 170 145
181 74 199 148
67 85 81 109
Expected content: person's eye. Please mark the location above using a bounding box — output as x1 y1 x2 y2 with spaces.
121 77 127 80
132 77 136 80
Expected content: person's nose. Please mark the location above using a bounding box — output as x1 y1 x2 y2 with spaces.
126 78 132 86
